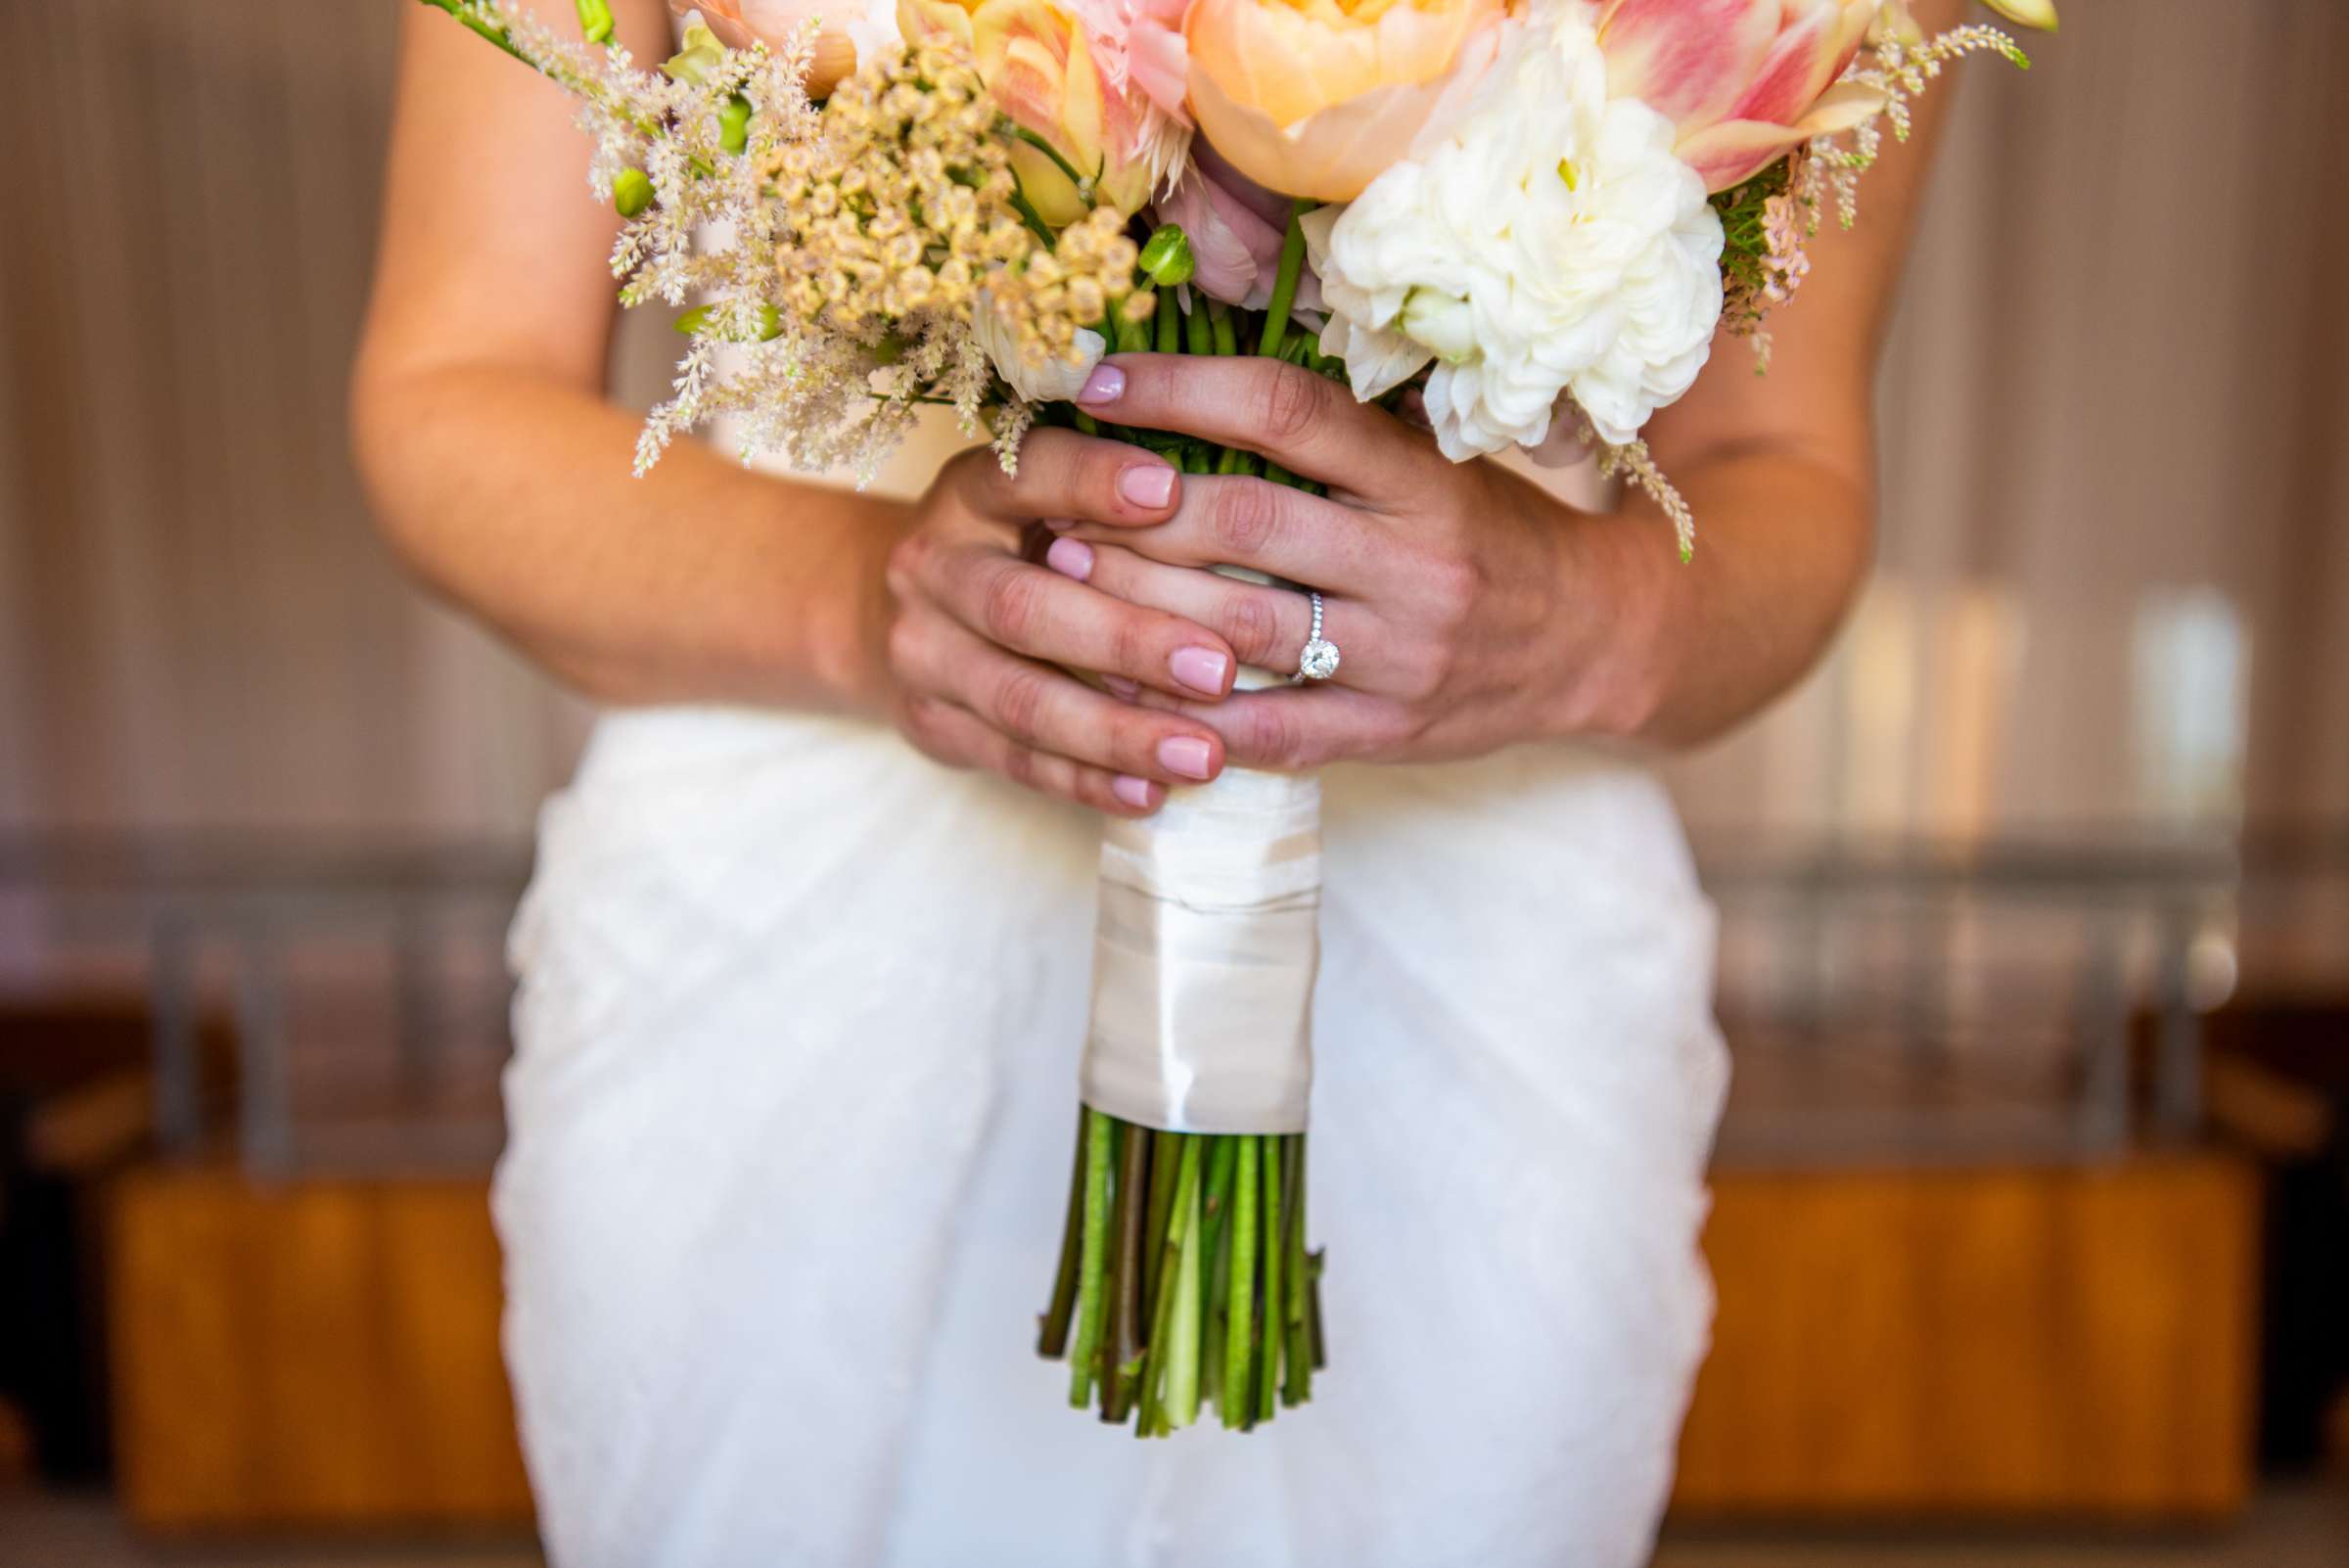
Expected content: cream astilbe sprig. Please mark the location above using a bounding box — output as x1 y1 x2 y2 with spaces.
1812 13 2033 229
609 30 823 313
1607 439 1695 567
1861 19 2032 145
1710 11 2034 365
1552 400 1695 565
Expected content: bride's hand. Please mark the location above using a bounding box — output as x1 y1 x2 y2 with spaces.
1045 357 1671 770
881 434 1243 814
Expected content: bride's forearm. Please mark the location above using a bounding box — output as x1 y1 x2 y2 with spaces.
349 356 910 715
1562 443 1873 751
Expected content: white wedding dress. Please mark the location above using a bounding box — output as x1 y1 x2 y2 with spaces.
493 418 1729 1568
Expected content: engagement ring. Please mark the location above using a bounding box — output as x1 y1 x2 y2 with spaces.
1294 591 1340 683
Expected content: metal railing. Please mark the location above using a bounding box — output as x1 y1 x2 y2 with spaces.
1697 824 2347 1164
0 834 531 1175
2 825 2342 1176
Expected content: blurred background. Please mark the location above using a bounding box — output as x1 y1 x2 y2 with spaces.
2 1 2345 1563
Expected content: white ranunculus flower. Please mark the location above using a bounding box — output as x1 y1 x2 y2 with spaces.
1304 11 1725 459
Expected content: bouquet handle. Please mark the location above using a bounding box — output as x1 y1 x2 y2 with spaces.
1080 743 1321 1135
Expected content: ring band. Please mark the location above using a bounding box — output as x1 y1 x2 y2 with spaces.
1293 591 1340 683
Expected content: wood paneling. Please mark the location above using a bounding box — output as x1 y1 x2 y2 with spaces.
106 1155 2259 1531
107 1167 530 1530
1676 1154 2260 1519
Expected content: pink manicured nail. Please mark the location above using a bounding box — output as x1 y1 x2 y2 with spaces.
1158 735 1213 781
1102 674 1140 699
1077 364 1126 405
1112 775 1159 810
1118 464 1174 509
1045 536 1093 581
1169 646 1229 696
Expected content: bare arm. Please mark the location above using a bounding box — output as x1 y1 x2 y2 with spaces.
351 0 899 711
352 0 1244 814
1580 0 1969 746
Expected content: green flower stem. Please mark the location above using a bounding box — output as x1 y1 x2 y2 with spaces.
1167 1157 1206 1430
1154 289 1180 354
1255 202 1312 362
1140 1130 1177 1336
1201 1136 1236 1406
1307 1247 1328 1370
1132 1167 1170 1431
1210 302 1239 358
1101 1120 1150 1421
1282 1134 1313 1406
417 0 531 63
1007 191 1058 250
1202 1135 1237 1222
1036 1106 1087 1357
1257 1134 1284 1423
1010 126 1092 198
1164 304 1211 471
1221 1135 1260 1427
1067 1108 1115 1407
1137 1133 1202 1434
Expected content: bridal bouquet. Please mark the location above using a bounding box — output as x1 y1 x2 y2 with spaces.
420 0 2053 1434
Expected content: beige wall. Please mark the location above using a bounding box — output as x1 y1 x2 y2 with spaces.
2 0 2343 844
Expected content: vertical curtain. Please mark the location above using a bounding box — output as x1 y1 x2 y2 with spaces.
0 0 591 839
1 0 2342 843
1664 0 2349 840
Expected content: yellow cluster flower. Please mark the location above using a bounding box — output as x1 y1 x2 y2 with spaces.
763 42 1151 383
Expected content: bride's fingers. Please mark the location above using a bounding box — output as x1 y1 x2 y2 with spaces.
1055 475 1386 597
1125 683 1412 772
1047 538 1379 689
1074 355 1437 500
896 616 1226 789
917 536 1237 700
900 696 1165 817
955 429 1182 529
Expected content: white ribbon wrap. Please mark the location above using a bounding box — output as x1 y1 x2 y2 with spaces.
1078 748 1323 1134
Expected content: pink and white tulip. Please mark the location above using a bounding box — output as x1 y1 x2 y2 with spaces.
1596 0 1887 193
898 0 1190 223
1072 0 1193 123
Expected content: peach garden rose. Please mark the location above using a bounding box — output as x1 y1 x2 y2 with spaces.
1182 0 1509 203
